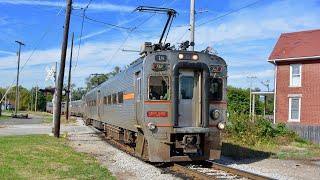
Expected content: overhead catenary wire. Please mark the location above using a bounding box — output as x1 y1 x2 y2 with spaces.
174 0 264 45
197 0 264 27
104 13 157 68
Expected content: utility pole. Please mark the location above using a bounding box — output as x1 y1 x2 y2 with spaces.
54 0 72 138
52 62 58 134
0 93 2 116
189 0 195 51
247 75 257 119
35 86 38 112
66 32 74 121
14 40 25 116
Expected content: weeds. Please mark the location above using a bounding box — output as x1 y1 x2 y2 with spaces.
225 113 300 146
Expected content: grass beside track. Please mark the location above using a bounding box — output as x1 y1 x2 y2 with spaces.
0 135 115 179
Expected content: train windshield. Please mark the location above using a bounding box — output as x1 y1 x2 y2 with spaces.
149 76 169 100
208 78 223 101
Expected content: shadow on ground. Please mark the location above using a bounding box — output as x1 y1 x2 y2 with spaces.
217 142 275 165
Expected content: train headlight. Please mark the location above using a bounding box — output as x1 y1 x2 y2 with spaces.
192 54 199 60
217 122 225 130
147 122 156 131
210 109 220 120
178 53 184 59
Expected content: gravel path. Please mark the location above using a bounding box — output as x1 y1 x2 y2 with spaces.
215 156 320 180
68 119 180 180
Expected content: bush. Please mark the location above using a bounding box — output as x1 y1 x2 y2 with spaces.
225 113 299 146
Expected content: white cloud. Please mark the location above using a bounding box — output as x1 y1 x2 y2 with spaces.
166 0 320 48
0 50 15 55
0 0 135 12
0 38 144 88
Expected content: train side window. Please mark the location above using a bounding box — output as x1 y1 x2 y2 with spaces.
108 95 111 105
103 96 107 104
149 76 169 100
136 78 141 101
118 92 124 103
112 93 117 104
209 78 223 101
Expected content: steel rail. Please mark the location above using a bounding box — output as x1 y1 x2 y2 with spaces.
210 162 273 180
171 162 274 180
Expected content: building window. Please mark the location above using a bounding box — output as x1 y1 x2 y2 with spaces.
290 64 301 87
288 96 301 122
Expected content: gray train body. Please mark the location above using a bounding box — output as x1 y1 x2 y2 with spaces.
46 101 66 114
70 100 84 117
83 49 227 162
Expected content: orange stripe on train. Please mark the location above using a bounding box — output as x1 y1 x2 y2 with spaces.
123 93 135 100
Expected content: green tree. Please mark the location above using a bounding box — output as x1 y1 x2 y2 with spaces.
85 66 121 90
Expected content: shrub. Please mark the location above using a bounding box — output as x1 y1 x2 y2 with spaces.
225 113 300 146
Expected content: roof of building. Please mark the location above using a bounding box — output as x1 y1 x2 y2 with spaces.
268 29 320 61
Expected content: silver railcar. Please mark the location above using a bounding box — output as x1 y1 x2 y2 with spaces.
70 100 84 117
83 46 227 162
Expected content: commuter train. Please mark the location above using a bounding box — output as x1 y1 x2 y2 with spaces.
70 100 84 117
46 102 66 114
80 42 228 162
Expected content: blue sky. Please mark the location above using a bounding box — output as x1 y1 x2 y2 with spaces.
0 0 319 91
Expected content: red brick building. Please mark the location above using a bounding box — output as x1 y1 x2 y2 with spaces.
268 29 320 125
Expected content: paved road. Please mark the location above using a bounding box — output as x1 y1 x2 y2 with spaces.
0 116 91 136
0 114 46 125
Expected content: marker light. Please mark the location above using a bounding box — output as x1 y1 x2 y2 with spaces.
192 54 199 60
217 122 225 130
178 53 184 59
147 122 156 131
210 110 220 120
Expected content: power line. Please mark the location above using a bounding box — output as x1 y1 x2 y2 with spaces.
197 0 263 27
73 9 85 70
173 0 264 45
73 0 93 70
0 5 65 104
104 14 156 68
84 15 132 30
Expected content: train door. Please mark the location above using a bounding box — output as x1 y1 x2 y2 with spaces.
135 71 142 123
178 70 201 127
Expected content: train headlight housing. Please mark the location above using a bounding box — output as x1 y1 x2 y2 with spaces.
178 53 184 59
210 109 220 120
192 54 199 60
147 122 156 131
217 122 225 130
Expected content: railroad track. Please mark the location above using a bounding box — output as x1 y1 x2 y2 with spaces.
170 162 273 180
89 125 273 180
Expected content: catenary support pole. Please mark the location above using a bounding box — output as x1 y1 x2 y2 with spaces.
54 0 72 138
189 0 195 51
66 32 74 121
14 41 25 116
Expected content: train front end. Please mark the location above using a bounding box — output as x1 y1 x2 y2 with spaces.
142 48 227 162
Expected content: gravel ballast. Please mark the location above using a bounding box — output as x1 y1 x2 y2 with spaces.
68 120 179 180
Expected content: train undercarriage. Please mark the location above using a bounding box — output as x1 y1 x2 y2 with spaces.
85 118 221 162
